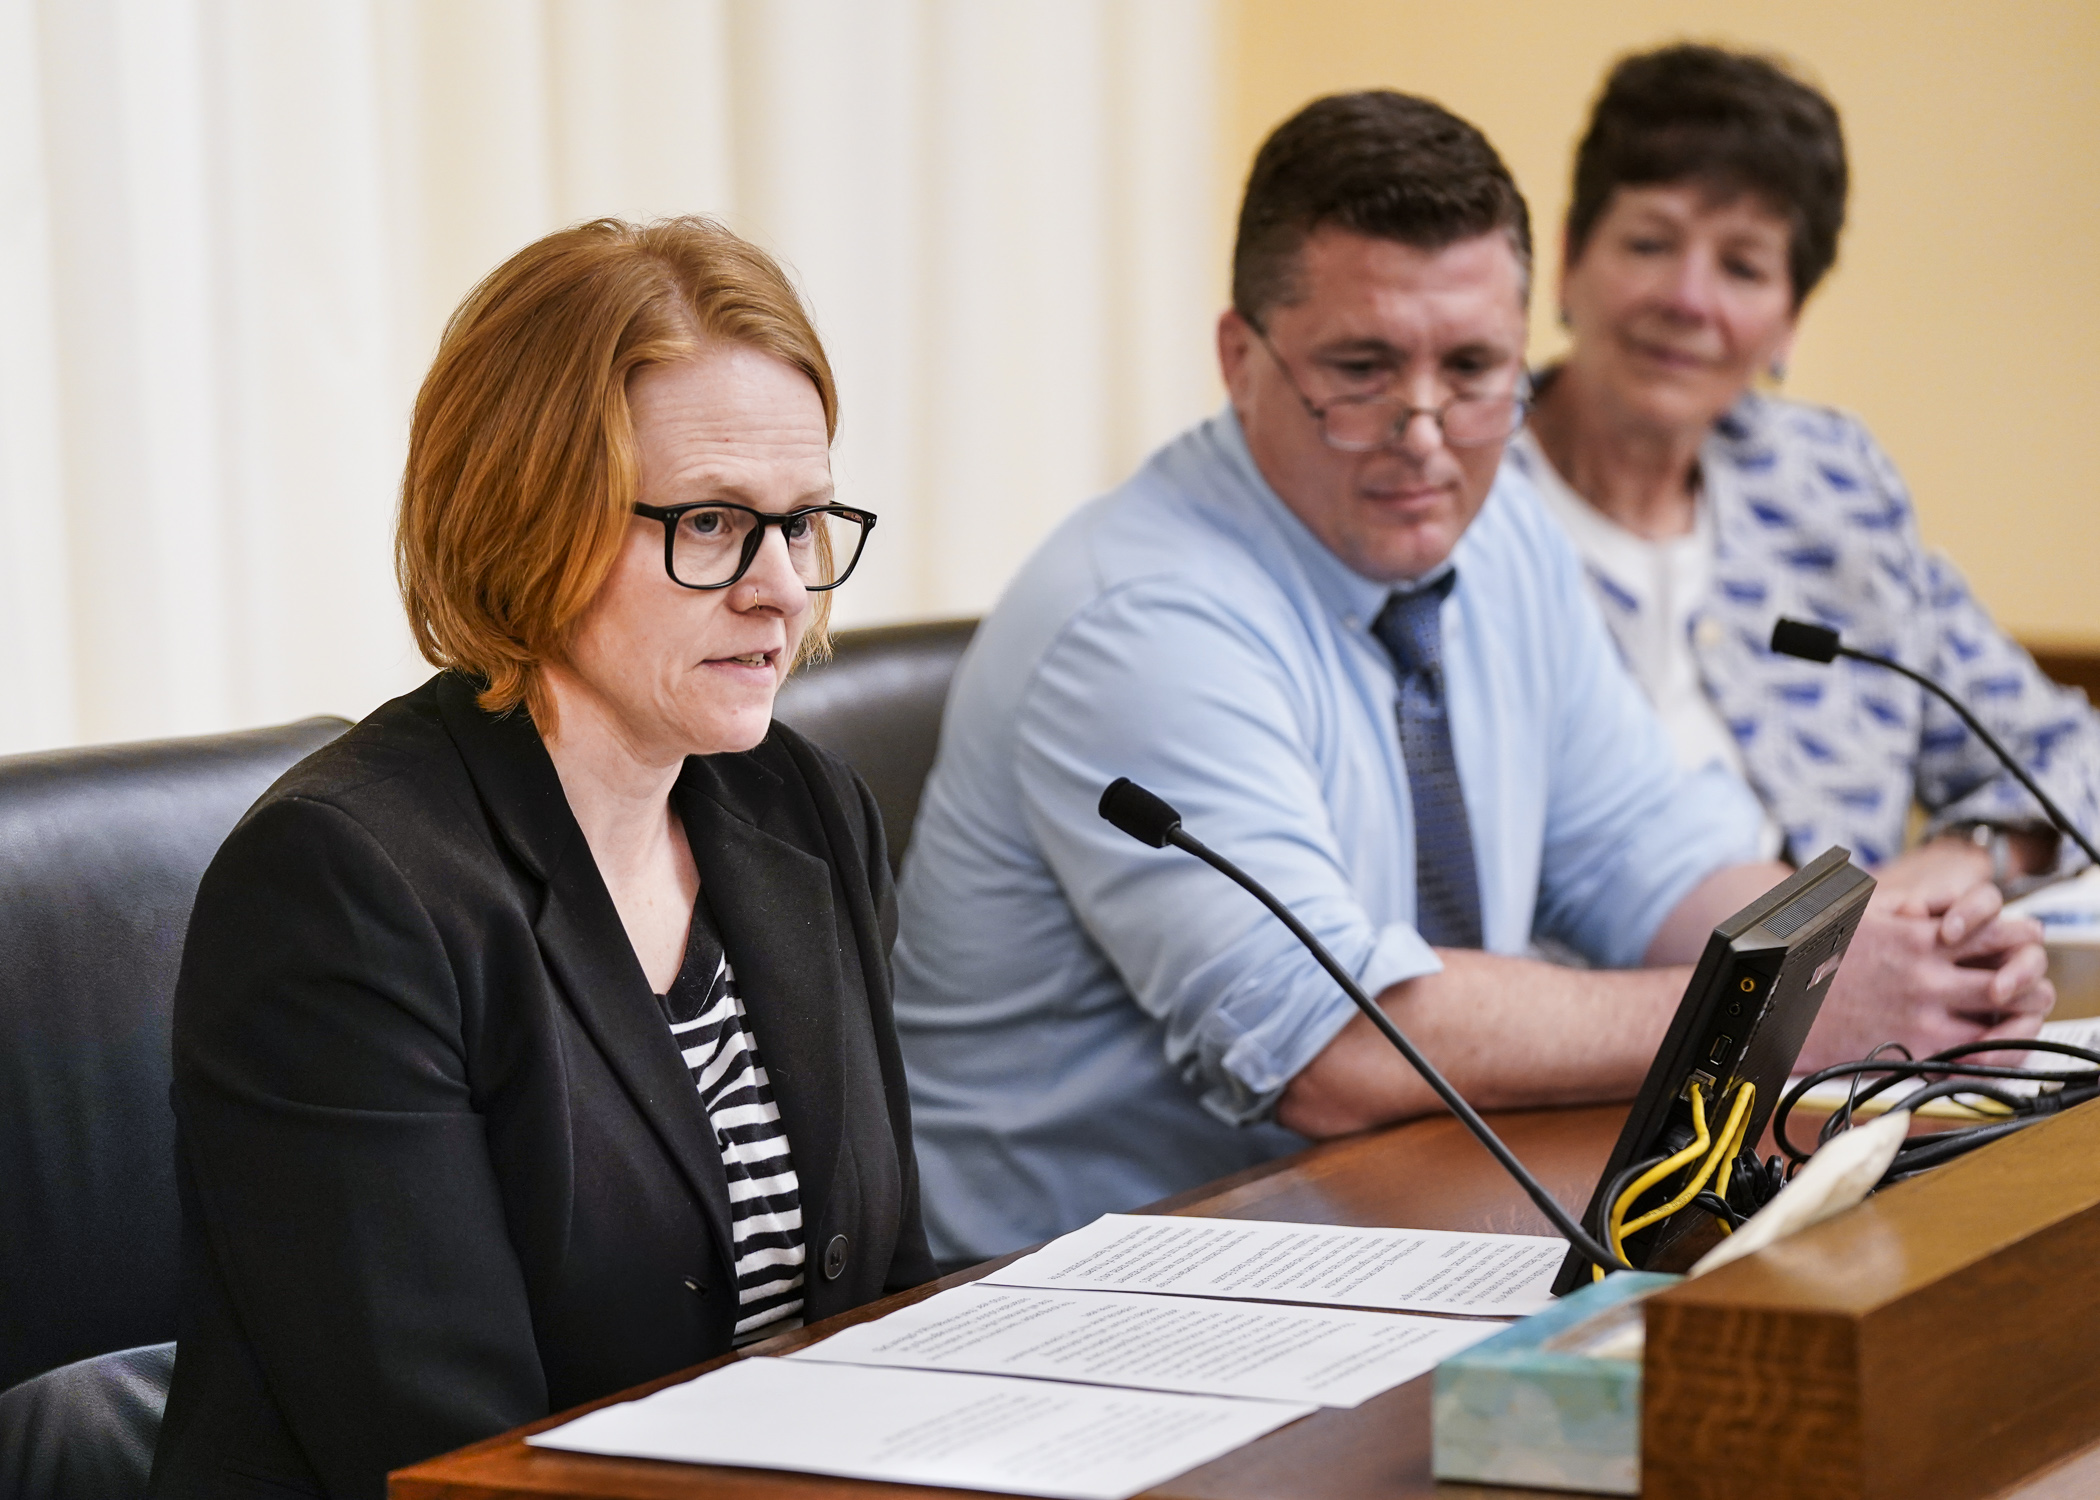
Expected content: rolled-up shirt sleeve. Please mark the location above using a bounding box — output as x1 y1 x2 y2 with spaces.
1014 580 1438 1127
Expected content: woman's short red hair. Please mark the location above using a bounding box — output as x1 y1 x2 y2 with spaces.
397 217 838 728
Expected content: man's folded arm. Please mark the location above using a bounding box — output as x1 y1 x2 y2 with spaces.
1259 510 1779 1142
1273 952 1688 1138
1014 582 1436 1126
1271 532 1778 1140
1275 858 1792 1139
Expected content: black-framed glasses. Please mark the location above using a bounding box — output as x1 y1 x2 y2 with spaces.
1248 323 1530 452
632 501 877 592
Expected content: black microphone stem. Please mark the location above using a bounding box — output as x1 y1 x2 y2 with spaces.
1834 646 2100 869
1164 826 1631 1273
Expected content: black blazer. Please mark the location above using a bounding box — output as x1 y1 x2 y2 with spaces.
148 674 935 1500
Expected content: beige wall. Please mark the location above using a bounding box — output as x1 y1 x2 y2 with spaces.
1221 0 2100 648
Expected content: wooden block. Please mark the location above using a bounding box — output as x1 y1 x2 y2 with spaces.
1641 1095 2100 1500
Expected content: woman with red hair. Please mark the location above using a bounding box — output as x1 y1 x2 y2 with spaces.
150 218 928 1500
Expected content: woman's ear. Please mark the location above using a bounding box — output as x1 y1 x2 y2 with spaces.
1767 326 1798 384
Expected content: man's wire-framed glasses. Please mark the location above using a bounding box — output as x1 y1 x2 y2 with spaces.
632 501 878 592
1247 321 1530 452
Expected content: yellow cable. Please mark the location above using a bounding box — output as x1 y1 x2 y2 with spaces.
1829 1089 2012 1121
1944 1094 2015 1118
1605 1083 1714 1263
1589 1081 1760 1280
1621 1082 1757 1243
1633 1081 1754 1238
1705 1085 1758 1236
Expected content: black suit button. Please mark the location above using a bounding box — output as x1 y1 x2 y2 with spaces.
822 1233 849 1281
683 1276 707 1297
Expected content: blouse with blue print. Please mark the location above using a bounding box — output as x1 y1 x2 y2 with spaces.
1509 387 2100 871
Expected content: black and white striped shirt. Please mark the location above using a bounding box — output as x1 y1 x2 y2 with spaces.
656 897 805 1344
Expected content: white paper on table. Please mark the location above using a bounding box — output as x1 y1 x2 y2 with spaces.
2045 1015 2100 1054
788 1280 1504 1408
982 1214 1562 1317
1785 1015 2100 1115
527 1357 1313 1500
2011 866 2100 945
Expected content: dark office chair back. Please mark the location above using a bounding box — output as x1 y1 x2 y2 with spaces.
0 716 349 1394
0 1343 175 1500
774 618 978 877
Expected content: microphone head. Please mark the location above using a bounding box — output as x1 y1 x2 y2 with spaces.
1771 617 1841 664
1099 778 1184 848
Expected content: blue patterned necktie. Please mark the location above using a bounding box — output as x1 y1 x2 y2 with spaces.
1372 575 1484 949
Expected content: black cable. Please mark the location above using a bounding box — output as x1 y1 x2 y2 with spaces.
1879 1117 2042 1183
1593 1151 1670 1247
1171 828 1632 1271
1760 621 2100 1186
1603 1146 1774 1245
1775 1040 2100 1163
1882 1075 2100 1139
1929 1038 2100 1067
1894 1079 2031 1116
1777 1062 2020 1162
1690 1191 1744 1229
1888 1116 2035 1159
2038 1077 2100 1114
1789 1054 2097 1097
1730 1151 1792 1211
1777 1033 2100 1186
1773 620 2100 868
1825 1042 1913 1146
1778 1064 2047 1162
1097 779 1631 1272
1832 644 2100 868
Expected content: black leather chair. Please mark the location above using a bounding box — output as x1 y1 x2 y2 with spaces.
774 618 978 877
0 1344 177 1500
0 717 349 1497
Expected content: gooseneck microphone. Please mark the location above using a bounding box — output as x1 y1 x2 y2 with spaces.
1097 778 1630 1273
1769 619 2100 869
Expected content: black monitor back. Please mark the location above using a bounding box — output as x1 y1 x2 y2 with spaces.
1550 847 1875 1294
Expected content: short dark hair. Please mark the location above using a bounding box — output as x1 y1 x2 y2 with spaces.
1232 91 1532 325
1567 44 1848 306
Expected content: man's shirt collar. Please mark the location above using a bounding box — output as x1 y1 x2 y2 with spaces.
1210 405 1451 630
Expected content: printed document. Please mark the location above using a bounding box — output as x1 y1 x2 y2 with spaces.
789 1281 1501 1407
983 1213 1561 1316
528 1357 1312 1500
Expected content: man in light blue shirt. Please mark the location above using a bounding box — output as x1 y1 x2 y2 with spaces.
893 92 2052 1266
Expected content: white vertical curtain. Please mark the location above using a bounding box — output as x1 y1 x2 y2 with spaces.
0 0 1221 755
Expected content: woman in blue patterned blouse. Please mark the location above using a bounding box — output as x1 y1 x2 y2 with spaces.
1515 43 2100 920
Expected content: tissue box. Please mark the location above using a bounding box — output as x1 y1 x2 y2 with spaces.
1432 1270 1679 1495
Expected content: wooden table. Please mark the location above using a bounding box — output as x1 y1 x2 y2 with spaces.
393 1105 2100 1500
2048 943 2100 1019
